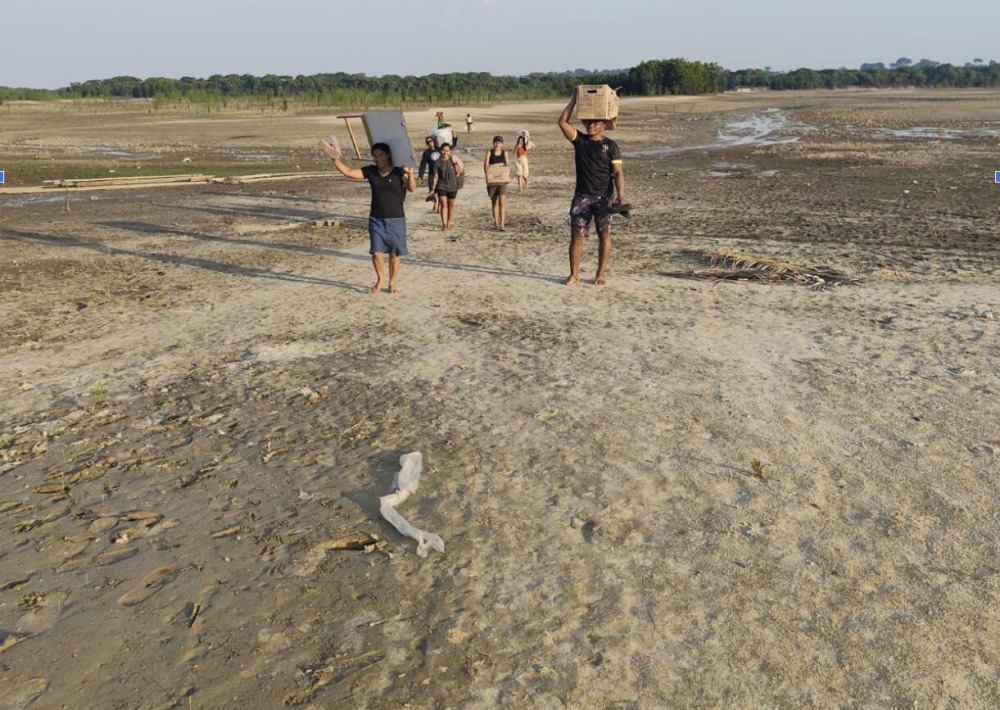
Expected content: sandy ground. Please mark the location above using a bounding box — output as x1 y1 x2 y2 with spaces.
1 89 999 709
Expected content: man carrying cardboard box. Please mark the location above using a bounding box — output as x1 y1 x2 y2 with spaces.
558 89 628 285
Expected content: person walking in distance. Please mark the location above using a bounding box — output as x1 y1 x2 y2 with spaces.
514 134 530 191
466 113 474 133
319 138 415 293
484 135 510 231
557 90 627 285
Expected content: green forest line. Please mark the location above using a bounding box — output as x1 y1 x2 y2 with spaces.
3 58 1000 106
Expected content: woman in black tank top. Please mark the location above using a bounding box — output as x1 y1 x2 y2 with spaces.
483 135 510 231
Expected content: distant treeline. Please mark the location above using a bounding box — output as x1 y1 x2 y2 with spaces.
729 62 1000 90
3 58 1000 105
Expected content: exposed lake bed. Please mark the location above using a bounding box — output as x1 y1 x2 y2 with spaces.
1 88 998 709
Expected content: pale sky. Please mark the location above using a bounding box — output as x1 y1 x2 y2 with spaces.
2 0 996 89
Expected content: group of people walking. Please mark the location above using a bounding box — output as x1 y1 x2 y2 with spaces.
416 131 532 232
318 90 625 293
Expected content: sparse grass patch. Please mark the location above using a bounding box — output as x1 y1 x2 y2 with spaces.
88 381 105 412
665 248 856 289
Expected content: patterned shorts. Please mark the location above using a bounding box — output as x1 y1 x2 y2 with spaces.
569 193 612 236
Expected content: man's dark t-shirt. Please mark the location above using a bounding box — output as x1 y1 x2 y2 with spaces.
571 132 621 197
362 165 406 219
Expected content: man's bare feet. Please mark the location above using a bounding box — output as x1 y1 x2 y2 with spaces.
370 281 385 293
594 274 606 285
388 283 398 294
562 275 579 285
446 222 454 229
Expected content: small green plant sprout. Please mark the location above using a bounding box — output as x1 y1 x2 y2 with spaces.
749 457 766 481
88 381 105 411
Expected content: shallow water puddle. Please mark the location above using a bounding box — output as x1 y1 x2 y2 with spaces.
79 145 134 157
872 125 1000 140
1 194 95 207
716 108 801 146
624 108 804 158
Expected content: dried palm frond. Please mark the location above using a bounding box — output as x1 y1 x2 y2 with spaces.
669 248 855 290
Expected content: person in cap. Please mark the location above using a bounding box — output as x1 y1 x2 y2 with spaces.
483 135 510 231
418 135 440 213
557 89 627 285
319 138 415 294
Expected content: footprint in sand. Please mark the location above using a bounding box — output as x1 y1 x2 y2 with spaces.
92 545 139 567
15 590 70 636
117 566 178 607
0 677 50 709
87 516 119 534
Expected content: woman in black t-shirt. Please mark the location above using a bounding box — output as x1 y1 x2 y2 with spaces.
319 139 416 294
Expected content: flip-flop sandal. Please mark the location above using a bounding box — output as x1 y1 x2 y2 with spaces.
608 202 633 218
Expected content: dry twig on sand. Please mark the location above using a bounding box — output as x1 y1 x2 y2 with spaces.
666 248 855 290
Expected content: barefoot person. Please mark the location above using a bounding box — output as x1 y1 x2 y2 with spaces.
484 135 510 231
319 138 415 293
429 143 463 230
557 90 627 285
514 134 530 191
418 135 440 214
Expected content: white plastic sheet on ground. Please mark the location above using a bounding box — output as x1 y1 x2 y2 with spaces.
379 452 444 557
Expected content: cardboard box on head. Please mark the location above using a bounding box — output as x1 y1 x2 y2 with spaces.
361 112 417 168
574 85 619 130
